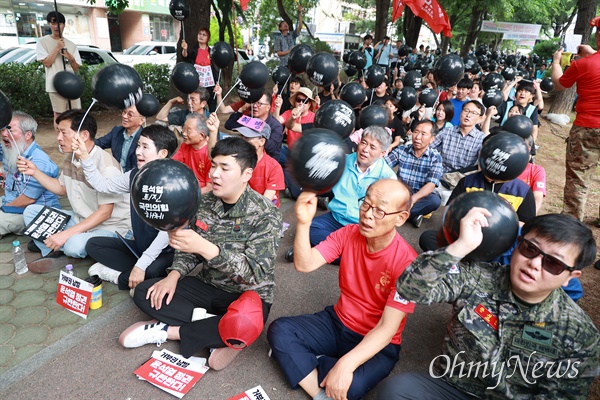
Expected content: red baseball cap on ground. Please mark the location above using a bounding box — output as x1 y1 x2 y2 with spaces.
218 291 264 350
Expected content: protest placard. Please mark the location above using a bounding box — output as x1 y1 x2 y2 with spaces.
228 385 271 400
55 271 93 318
23 206 70 241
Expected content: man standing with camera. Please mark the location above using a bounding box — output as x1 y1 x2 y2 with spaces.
36 11 81 132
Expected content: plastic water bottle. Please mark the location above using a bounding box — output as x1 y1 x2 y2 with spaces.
65 264 76 277
12 241 28 275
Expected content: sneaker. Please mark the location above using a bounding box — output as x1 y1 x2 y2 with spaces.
29 251 68 274
285 247 294 262
208 347 242 370
88 262 120 284
412 215 424 228
27 240 41 253
119 320 168 348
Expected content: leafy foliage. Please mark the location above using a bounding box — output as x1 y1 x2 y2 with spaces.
88 0 128 14
532 38 562 60
133 63 171 102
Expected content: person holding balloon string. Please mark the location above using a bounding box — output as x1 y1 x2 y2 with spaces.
274 87 317 168
68 125 178 291
156 86 211 132
181 27 218 112
93 104 145 173
378 207 599 399
273 75 306 115
19 109 131 273
214 85 284 162
384 98 407 151
268 179 418 400
0 111 60 239
119 136 282 372
274 3 304 68
36 11 82 132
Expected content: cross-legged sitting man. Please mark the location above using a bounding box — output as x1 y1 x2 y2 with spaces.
378 210 599 399
18 109 130 272
268 179 418 400
118 137 282 371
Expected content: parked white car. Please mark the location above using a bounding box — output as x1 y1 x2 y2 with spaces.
116 41 177 66
0 44 118 66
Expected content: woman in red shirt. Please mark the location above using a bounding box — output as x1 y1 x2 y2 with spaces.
181 27 217 111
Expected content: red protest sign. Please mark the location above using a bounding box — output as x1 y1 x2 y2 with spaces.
135 349 208 398
56 271 93 318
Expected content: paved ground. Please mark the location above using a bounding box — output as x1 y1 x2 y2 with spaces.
0 112 597 399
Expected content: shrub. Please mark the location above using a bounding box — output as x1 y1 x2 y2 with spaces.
133 63 171 102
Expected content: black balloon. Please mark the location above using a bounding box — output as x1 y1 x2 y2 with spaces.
483 89 503 108
502 115 534 139
530 53 540 64
306 52 339 87
475 44 488 57
443 191 519 261
433 54 465 88
540 77 554 92
342 50 351 63
501 67 516 81
136 93 160 117
272 66 290 85
288 44 314 74
93 64 143 109
291 128 346 194
239 61 269 89
0 91 12 128
348 51 367 69
237 81 263 103
339 82 366 108
479 131 529 181
482 72 505 91
211 41 234 69
344 64 357 77
171 62 199 94
365 65 386 88
463 54 478 72
505 54 517 67
359 105 388 128
53 71 84 100
169 0 190 21
398 45 411 57
399 86 417 111
403 70 422 89
314 100 356 139
418 88 438 108
131 159 200 231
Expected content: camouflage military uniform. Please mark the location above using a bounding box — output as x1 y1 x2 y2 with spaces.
168 186 282 303
563 125 600 222
132 186 281 357
396 249 600 399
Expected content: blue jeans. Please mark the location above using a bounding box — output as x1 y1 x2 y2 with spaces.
23 204 117 258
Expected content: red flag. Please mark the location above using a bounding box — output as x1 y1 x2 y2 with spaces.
240 0 250 11
391 0 404 23
404 0 452 37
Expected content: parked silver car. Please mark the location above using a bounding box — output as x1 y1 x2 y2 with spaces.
0 44 118 66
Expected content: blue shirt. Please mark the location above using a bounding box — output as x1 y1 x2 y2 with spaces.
376 43 393 66
328 153 396 226
2 141 60 209
432 125 485 173
385 145 443 193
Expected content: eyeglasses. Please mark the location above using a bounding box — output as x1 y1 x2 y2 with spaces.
461 109 481 117
516 237 575 275
255 102 270 107
122 111 142 118
358 197 406 220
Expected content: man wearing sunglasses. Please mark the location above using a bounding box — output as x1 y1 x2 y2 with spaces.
269 179 418 400
379 210 599 399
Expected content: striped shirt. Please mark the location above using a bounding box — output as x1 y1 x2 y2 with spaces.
431 125 485 172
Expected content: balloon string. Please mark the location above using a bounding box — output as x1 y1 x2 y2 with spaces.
71 98 98 164
182 21 185 42
213 70 223 99
369 89 374 105
282 73 292 91
6 128 22 158
215 79 240 112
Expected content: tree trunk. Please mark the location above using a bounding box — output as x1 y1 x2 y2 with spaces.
403 8 422 48
460 6 484 57
170 0 212 98
277 0 294 32
374 0 391 41
548 0 599 114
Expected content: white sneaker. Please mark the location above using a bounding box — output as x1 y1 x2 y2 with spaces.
88 262 120 284
119 319 168 348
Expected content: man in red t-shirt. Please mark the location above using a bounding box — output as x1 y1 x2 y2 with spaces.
233 124 285 207
552 17 600 222
172 113 212 194
268 179 417 400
